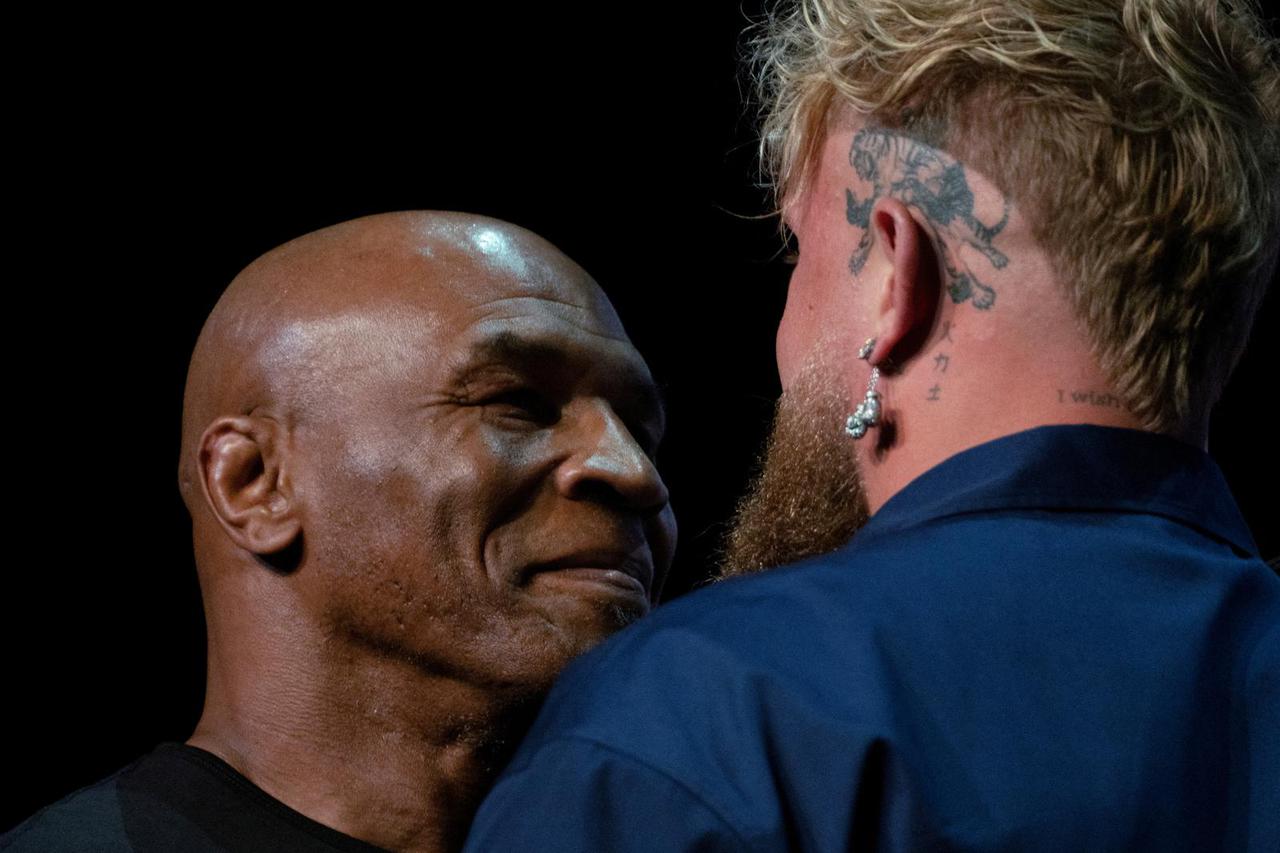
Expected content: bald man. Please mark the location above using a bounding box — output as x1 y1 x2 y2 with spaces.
5 212 675 852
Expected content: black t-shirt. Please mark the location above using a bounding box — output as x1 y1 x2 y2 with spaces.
3 743 389 852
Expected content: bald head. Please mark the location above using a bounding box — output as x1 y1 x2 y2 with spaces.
178 211 622 510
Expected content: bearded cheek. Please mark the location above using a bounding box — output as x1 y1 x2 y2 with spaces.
719 356 870 577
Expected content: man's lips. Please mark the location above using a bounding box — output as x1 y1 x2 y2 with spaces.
524 548 655 598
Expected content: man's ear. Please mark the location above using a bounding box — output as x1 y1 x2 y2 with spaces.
867 197 940 367
197 415 301 555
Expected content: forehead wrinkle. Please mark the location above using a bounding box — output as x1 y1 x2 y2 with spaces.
461 322 646 376
257 307 448 413
472 293 622 330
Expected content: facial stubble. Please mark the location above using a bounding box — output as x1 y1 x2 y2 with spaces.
718 355 871 578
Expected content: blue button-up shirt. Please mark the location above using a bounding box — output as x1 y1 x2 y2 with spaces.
466 426 1279 851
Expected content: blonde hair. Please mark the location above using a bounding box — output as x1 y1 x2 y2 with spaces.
755 0 1280 431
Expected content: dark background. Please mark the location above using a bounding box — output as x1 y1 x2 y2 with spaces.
6 5 1276 832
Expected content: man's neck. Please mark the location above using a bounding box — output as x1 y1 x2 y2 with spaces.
189 643 536 853
857 331 1160 515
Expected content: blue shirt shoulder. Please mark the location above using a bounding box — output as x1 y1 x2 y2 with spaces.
467 426 1279 852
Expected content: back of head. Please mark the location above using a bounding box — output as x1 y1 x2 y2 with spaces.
755 0 1280 432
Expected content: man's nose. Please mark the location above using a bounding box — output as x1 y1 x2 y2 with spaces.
555 403 668 513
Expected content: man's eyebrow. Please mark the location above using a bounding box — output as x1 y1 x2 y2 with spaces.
464 331 569 367
459 330 668 434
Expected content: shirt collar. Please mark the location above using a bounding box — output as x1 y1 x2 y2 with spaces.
857 424 1257 556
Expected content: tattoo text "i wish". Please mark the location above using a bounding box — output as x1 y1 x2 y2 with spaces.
1056 390 1123 409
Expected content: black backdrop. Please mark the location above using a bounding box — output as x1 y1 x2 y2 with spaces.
6 5 1276 832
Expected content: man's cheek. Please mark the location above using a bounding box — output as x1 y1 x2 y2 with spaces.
776 303 799 388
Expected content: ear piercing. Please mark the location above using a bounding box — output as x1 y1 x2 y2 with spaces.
844 338 881 440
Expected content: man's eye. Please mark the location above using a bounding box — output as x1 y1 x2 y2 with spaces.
485 389 558 425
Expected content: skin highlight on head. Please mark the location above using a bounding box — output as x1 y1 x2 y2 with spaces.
178 212 674 852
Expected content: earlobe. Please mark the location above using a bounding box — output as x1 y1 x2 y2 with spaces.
198 416 301 556
868 197 939 367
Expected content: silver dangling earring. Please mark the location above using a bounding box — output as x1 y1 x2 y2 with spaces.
845 338 881 440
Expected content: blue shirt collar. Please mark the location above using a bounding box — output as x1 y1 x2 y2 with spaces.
857 424 1257 556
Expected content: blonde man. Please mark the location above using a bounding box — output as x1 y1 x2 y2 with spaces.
466 1 1278 850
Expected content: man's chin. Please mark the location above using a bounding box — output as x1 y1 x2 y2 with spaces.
718 357 870 579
